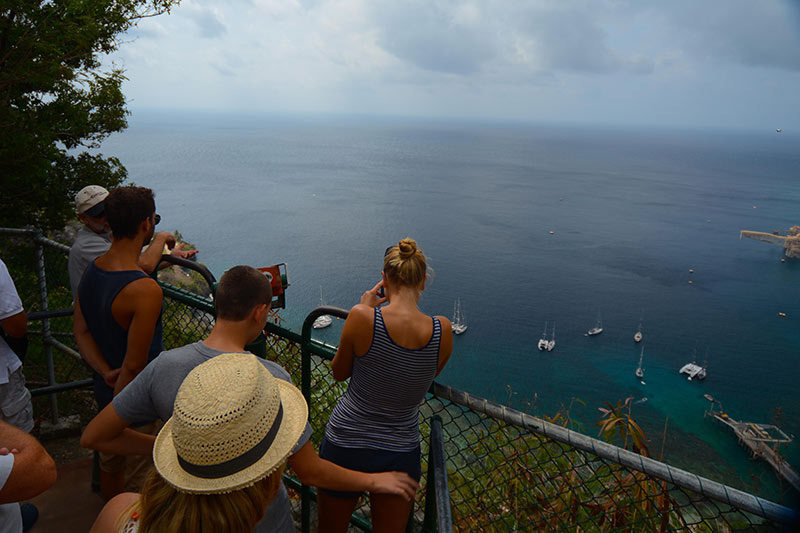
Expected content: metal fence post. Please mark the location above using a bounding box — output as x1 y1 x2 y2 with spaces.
33 229 59 423
300 313 314 533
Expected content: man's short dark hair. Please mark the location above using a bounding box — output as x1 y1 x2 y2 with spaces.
215 266 272 321
105 186 156 239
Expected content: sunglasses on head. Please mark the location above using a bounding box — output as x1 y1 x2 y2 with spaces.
153 213 161 225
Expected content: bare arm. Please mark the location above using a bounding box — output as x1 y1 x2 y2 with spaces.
73 297 120 387
137 231 174 274
331 311 359 381
0 421 57 503
81 404 155 456
288 442 418 500
0 309 26 338
331 282 385 381
114 280 163 394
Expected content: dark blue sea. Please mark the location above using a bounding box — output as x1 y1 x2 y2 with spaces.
101 111 800 505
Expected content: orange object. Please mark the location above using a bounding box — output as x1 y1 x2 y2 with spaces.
257 263 290 309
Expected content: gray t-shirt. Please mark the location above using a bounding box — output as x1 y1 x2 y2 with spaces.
67 225 111 299
113 342 312 533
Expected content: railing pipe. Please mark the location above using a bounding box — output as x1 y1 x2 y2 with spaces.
153 254 217 290
32 229 59 423
30 379 93 397
28 309 74 320
299 305 349 533
44 336 83 362
422 415 453 533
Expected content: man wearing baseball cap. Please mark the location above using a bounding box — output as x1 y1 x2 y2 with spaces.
67 185 198 299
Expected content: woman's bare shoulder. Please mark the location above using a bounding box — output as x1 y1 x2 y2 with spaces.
90 492 139 533
349 304 376 319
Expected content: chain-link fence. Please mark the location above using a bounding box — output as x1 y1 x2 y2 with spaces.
271 311 798 532
2 228 798 532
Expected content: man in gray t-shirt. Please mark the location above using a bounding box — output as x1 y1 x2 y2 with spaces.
81 266 418 531
115 341 308 532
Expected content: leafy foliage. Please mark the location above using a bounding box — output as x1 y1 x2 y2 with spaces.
0 0 180 231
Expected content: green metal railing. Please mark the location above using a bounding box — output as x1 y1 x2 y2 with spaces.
2 227 798 532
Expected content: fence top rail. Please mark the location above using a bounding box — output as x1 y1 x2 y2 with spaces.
0 227 71 253
430 381 799 526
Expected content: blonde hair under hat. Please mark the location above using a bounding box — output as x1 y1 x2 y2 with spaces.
153 353 308 494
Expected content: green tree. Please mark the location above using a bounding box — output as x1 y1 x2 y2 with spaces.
0 0 180 232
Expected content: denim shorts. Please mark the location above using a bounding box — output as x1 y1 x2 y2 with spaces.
318 436 421 499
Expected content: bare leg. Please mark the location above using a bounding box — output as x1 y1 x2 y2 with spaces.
370 493 413 533
317 491 360 533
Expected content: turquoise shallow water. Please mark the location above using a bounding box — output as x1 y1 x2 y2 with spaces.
101 111 799 505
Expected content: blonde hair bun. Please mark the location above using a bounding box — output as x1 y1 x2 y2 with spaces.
383 238 428 288
398 238 417 260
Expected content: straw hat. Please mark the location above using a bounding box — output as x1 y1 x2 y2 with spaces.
153 353 308 494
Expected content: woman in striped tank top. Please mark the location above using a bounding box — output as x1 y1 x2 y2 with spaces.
318 238 454 532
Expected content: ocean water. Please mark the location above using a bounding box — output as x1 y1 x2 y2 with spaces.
101 111 799 505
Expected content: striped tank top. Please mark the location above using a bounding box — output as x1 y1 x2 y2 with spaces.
325 307 441 451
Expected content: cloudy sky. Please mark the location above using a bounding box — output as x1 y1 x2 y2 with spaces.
110 0 800 129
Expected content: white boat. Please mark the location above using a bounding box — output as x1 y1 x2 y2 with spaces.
537 321 549 351
546 321 556 352
586 313 603 336
635 345 644 379
679 361 706 381
452 299 468 335
312 286 332 329
634 320 642 343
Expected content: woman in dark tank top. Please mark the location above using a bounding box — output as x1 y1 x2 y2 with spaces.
318 238 454 533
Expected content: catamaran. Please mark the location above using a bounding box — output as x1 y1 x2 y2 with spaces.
312 286 332 329
452 298 468 335
679 361 706 381
635 345 644 379
586 313 603 336
537 321 549 351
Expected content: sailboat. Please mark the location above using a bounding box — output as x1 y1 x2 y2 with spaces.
452 299 468 335
312 286 332 329
634 319 643 343
538 321 549 351
635 345 644 379
586 313 603 336
546 321 556 352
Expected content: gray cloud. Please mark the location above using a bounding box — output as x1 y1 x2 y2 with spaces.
369 2 499 75
366 1 654 77
663 0 800 71
189 7 227 39
516 8 626 74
